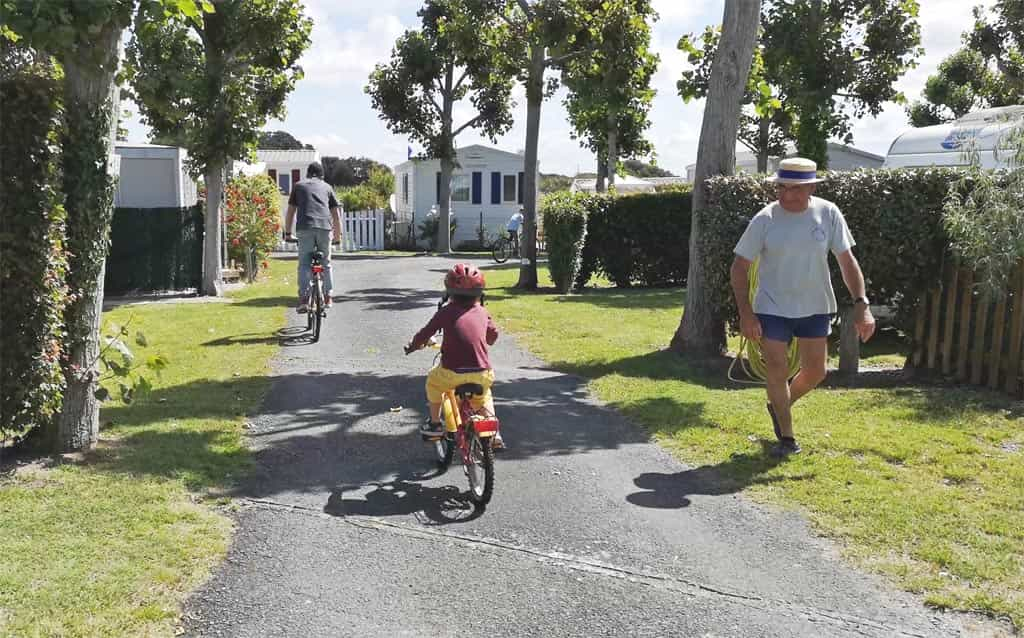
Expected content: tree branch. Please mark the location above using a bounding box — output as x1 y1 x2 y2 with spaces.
429 95 444 117
545 46 598 67
453 114 483 137
453 68 470 93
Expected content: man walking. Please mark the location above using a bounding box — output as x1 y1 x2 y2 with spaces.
284 162 341 312
731 158 875 456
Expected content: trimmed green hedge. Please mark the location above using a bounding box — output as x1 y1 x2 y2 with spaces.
105 206 204 295
0 50 68 435
700 169 959 332
574 191 693 288
540 192 589 293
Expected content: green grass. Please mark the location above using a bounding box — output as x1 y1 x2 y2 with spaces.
0 259 295 637
483 264 1024 629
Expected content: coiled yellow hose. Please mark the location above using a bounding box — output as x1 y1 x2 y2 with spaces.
728 258 801 384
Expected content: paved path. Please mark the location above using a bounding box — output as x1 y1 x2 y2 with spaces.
183 255 1000 637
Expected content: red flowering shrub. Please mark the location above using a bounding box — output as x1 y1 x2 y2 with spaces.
225 175 281 281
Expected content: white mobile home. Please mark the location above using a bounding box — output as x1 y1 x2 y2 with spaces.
255 148 320 195
393 144 537 248
114 144 197 208
884 106 1024 170
684 142 884 182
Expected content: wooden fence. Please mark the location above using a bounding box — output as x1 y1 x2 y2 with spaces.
911 260 1024 396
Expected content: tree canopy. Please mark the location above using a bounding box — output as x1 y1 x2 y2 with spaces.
258 130 312 150
622 159 674 177
322 156 392 187
908 1 1024 126
761 0 923 167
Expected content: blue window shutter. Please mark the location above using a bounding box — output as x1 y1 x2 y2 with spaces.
517 171 525 204
490 172 501 204
471 172 482 204
436 171 441 204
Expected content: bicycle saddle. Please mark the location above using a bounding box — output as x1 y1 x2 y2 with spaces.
455 383 485 398
311 250 325 263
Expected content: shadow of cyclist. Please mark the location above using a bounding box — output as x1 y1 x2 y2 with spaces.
324 474 485 525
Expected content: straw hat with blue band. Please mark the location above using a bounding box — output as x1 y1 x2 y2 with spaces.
767 157 825 184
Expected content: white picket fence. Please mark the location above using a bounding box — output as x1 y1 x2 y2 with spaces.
276 209 385 252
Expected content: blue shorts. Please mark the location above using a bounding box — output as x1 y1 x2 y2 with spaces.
756 313 832 343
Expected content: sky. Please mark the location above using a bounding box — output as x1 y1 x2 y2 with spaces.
123 0 994 177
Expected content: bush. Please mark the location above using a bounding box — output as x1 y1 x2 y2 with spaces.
574 190 693 288
699 169 959 332
0 49 68 436
225 174 281 282
418 214 457 251
105 206 204 294
540 192 589 293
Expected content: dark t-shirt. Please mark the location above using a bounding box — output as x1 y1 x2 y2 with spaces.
411 302 499 371
289 177 339 230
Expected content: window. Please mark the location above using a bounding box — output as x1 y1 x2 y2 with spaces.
503 174 516 202
278 172 291 194
402 173 409 203
451 174 471 202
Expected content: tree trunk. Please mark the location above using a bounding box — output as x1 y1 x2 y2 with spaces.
606 111 618 189
57 26 124 452
595 156 606 193
202 161 225 296
438 156 454 253
670 0 761 358
838 305 860 375
757 115 770 173
515 44 545 290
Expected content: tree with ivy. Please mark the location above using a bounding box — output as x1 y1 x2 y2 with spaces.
760 0 923 168
908 2 1024 127
1 0 205 451
670 0 761 357
366 0 514 255
677 26 794 174
127 0 312 296
561 0 658 193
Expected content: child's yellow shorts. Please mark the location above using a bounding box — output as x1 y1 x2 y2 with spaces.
425 366 495 414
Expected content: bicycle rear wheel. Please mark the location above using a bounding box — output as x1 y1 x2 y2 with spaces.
435 397 456 466
492 239 510 264
312 278 323 342
465 434 494 506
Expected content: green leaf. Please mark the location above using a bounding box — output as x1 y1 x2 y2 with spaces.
135 331 148 347
200 0 215 12
94 387 111 401
146 354 170 372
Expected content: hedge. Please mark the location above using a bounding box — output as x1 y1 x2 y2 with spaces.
105 206 204 295
540 192 589 293
699 169 960 332
0 50 68 435
573 191 692 288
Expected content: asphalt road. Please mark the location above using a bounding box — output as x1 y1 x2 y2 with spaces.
182 255 1004 638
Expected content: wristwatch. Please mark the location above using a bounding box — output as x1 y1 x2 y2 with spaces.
853 296 870 306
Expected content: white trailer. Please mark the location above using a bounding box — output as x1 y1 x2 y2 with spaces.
883 105 1024 170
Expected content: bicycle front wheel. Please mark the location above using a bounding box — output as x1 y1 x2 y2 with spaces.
465 434 494 506
492 239 510 264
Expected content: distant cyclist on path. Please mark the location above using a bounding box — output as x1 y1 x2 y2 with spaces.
284 162 341 313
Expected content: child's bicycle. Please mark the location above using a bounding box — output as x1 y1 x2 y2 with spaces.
405 335 500 507
285 236 339 343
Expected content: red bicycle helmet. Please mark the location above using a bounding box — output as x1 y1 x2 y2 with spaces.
445 263 486 296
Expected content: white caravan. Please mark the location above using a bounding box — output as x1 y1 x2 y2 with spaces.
883 105 1024 170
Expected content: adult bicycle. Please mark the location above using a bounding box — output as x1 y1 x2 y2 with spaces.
285 236 339 343
492 232 520 264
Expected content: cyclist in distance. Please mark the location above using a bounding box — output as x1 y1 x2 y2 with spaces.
284 162 341 313
405 264 504 449
506 206 524 253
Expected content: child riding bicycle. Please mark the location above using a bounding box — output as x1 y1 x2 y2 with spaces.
404 263 503 449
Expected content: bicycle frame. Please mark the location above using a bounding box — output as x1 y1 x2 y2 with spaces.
441 389 499 465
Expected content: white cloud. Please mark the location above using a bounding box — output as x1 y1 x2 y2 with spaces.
299 13 407 88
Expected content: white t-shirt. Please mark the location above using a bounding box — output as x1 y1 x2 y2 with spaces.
733 196 855 318
506 212 523 232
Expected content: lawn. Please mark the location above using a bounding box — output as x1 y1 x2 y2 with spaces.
483 264 1024 629
0 259 295 637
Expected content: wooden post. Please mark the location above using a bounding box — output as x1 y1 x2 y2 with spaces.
838 306 860 375
956 270 974 381
989 296 1008 389
927 287 943 370
970 293 990 386
1005 262 1024 395
941 267 959 375
912 297 928 368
